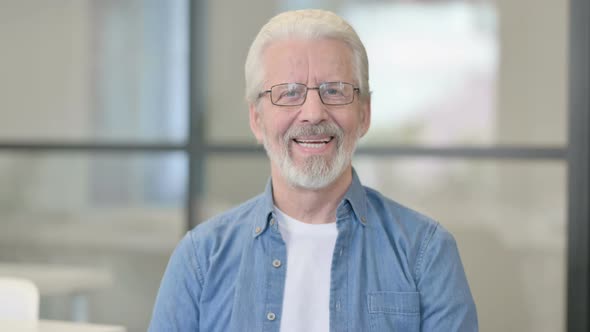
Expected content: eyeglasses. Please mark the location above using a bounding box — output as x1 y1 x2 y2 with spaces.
258 82 360 106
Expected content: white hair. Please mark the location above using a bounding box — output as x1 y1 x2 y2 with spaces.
244 9 370 104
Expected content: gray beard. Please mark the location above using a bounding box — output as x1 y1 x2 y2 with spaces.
262 122 358 190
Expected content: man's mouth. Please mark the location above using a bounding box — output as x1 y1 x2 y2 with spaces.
292 136 334 148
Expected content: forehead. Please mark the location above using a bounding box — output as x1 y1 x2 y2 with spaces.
262 38 354 85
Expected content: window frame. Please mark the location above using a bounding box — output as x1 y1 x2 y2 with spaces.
0 0 586 330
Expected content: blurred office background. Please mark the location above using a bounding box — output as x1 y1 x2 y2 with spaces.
0 0 585 331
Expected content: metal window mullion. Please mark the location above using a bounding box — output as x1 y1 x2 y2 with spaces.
0 142 186 152
196 144 566 160
567 0 590 331
186 0 209 231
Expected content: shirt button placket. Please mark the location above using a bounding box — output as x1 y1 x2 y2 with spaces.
264 217 285 330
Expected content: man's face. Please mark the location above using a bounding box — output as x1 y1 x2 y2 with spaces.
249 38 370 189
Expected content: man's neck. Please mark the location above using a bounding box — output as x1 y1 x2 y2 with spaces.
271 167 352 224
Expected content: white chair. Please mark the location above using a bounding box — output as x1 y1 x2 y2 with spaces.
0 277 39 320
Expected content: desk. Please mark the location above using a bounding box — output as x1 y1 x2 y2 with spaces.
0 320 126 332
0 263 113 321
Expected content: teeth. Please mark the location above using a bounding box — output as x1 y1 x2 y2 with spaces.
298 140 329 143
295 137 332 143
292 137 333 149
298 142 326 148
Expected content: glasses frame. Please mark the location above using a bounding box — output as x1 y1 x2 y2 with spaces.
258 82 360 106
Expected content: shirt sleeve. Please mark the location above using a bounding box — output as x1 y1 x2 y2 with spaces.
416 224 479 332
148 232 203 332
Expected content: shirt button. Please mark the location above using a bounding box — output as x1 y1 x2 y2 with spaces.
255 226 262 234
267 312 276 321
272 259 282 268
270 218 275 226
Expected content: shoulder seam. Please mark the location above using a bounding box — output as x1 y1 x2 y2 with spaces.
187 231 205 286
414 222 440 283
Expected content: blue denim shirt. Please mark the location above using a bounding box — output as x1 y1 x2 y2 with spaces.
149 171 478 331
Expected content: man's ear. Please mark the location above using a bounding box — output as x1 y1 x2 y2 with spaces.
358 97 371 138
249 103 264 143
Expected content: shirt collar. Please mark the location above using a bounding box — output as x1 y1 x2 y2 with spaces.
253 168 369 237
339 168 368 226
253 178 275 238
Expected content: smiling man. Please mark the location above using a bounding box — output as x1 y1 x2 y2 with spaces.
149 9 478 332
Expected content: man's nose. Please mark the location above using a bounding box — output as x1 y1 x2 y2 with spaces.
298 89 328 124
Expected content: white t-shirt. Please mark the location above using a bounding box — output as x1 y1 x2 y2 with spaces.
274 206 338 332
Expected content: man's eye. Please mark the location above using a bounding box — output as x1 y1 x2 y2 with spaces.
324 88 343 96
282 90 300 98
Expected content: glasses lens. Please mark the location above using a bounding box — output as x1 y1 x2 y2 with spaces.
319 82 353 105
271 83 306 106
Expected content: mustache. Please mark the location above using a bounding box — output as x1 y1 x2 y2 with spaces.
283 123 344 142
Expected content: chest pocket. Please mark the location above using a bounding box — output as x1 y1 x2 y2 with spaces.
367 291 420 332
